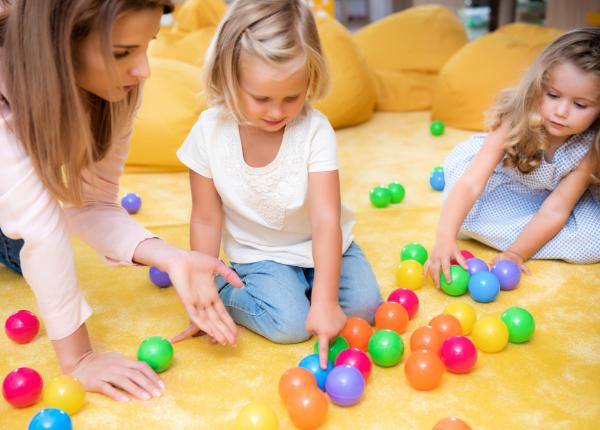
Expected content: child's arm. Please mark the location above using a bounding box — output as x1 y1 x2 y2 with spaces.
189 170 223 257
306 170 347 369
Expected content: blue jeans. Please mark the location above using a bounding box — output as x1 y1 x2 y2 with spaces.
0 228 23 275
216 242 383 344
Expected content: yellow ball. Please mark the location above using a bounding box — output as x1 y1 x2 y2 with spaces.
472 316 509 353
43 375 85 415
395 260 424 290
235 402 278 430
444 301 477 335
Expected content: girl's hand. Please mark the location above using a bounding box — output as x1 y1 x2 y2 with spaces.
425 239 468 289
305 301 347 369
490 250 531 275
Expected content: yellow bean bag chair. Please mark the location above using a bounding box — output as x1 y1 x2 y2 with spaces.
149 26 216 68
172 0 227 33
431 23 563 131
354 5 467 112
128 59 206 172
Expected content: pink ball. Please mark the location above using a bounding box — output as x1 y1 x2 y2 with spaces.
334 348 372 382
386 288 419 319
4 310 40 344
440 336 477 374
451 250 475 265
2 367 43 408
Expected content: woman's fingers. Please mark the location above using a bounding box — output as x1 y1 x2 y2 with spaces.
171 324 201 343
216 260 243 289
131 360 164 391
99 381 129 402
110 370 154 401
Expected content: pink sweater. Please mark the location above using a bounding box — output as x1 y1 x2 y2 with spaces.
0 86 155 341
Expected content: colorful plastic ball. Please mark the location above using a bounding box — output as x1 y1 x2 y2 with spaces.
137 336 173 373
387 288 419 319
430 120 445 136
450 250 475 265
325 365 365 407
433 416 472 430
400 242 428 266
501 307 535 343
466 258 489 276
4 309 40 344
286 386 327 430
368 329 404 367
340 317 373 351
387 181 406 204
444 302 476 335
429 171 445 191
43 375 85 415
429 314 462 340
395 260 424 290
432 166 444 173
404 350 445 391
298 354 333 391
369 186 391 208
491 260 521 290
235 402 278 430
468 271 500 303
278 368 317 404
471 316 509 353
28 408 72 430
440 336 477 374
120 192 142 214
375 301 409 334
334 348 372 382
440 265 470 296
313 336 349 364
410 326 444 354
2 367 43 408
149 266 171 288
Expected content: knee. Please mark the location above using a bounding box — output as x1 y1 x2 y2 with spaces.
263 311 311 344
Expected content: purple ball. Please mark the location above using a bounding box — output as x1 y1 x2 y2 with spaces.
491 260 521 290
121 193 142 214
149 266 171 288
466 258 489 276
325 365 365 407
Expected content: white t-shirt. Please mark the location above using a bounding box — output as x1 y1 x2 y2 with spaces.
177 107 355 267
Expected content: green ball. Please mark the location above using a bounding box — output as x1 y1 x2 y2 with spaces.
430 120 445 136
400 242 428 265
369 186 391 208
368 329 404 367
314 335 349 363
440 265 470 296
137 336 173 373
501 307 535 343
432 165 444 173
387 182 406 204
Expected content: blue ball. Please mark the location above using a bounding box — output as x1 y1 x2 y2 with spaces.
298 353 333 391
466 257 489 276
429 171 445 191
121 192 142 214
29 408 72 430
325 365 365 407
468 271 501 303
149 266 172 288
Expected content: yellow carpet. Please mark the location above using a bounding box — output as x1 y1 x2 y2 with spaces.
1 112 599 429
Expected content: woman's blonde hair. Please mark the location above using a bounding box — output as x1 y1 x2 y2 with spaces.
486 27 600 183
203 0 329 123
0 0 173 205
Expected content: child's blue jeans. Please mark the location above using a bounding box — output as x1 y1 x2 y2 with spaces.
0 228 23 275
215 242 383 344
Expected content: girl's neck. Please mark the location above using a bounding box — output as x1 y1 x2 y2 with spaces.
544 134 570 162
238 123 285 168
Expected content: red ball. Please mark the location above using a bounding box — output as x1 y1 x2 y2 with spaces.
335 348 372 381
440 336 477 374
2 367 43 408
4 310 39 344
387 288 419 319
450 250 475 265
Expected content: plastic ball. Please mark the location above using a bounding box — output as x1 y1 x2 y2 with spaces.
278 368 317 404
395 260 424 290
369 186 391 208
298 354 333 391
28 408 72 430
2 367 43 408
429 314 462 340
334 348 372 382
440 265 470 296
387 181 406 204
429 171 445 191
235 402 278 430
375 301 409 334
313 336 349 364
444 302 476 335
501 307 535 343
368 329 404 367
387 288 419 319
286 386 327 430
43 375 85 415
468 271 500 303
4 309 40 344
149 266 171 288
325 365 365 407
433 416 472 430
430 120 445 136
466 258 489 276
491 260 521 290
404 350 445 391
440 336 477 374
410 326 444 354
137 336 173 373
432 165 444 173
120 192 142 214
471 316 509 353
340 317 373 351
450 250 475 265
400 242 428 266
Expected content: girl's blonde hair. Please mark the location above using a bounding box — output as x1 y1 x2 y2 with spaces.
486 27 600 183
0 0 173 205
204 0 329 123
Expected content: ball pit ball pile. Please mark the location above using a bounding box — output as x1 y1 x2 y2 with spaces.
491 260 522 290
4 309 40 344
278 368 318 404
410 325 444 354
439 336 478 374
298 354 333 391
149 266 172 288
404 350 445 391
325 365 365 407
368 329 404 367
440 265 470 296
340 317 373 351
400 242 429 266
335 348 372 382
286 386 328 430
468 271 501 303
395 259 424 290
387 288 420 319
429 314 463 340
313 336 350 364
444 302 476 335
369 181 405 208
120 192 142 214
374 301 409 334
137 336 174 373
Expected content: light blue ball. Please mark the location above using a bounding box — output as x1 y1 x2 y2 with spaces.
29 408 72 430
298 353 333 391
468 271 501 303
429 171 445 191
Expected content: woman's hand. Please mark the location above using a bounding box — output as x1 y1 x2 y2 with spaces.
425 238 468 288
305 300 347 369
490 250 531 275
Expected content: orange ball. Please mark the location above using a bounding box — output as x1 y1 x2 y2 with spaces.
278 367 317 404
286 386 328 430
433 416 472 430
410 325 444 354
375 302 409 334
404 350 445 391
429 314 462 340
340 317 373 351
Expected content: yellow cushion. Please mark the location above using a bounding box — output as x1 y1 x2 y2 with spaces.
431 23 563 131
354 5 467 112
128 59 206 172
313 14 375 129
149 26 216 68
173 0 227 33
